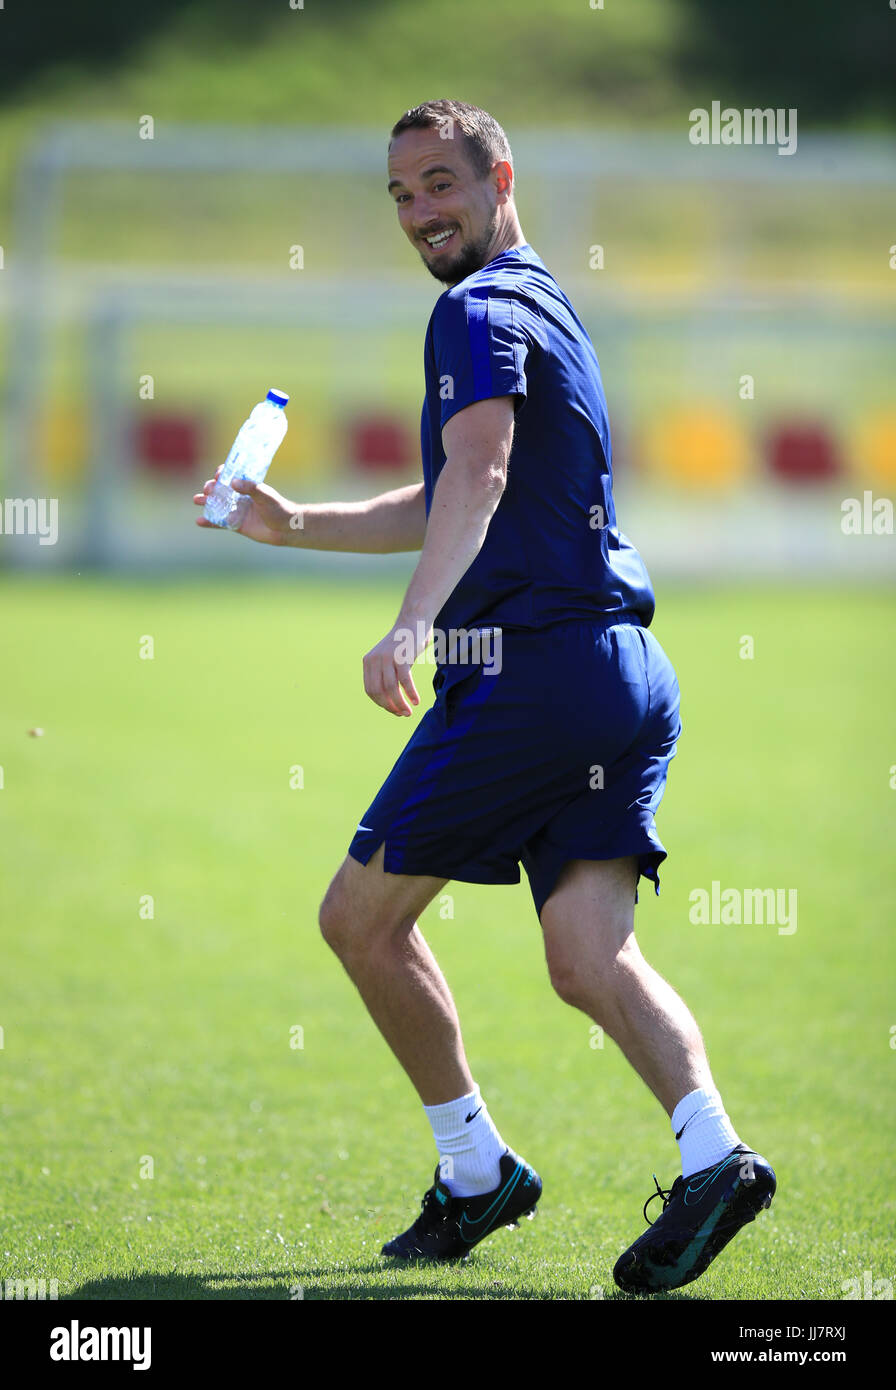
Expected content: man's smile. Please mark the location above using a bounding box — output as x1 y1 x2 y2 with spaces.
421 226 458 251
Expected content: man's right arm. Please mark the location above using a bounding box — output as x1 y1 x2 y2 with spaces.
287 483 426 553
194 474 426 553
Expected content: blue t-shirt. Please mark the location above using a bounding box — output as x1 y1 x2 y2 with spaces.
421 244 655 636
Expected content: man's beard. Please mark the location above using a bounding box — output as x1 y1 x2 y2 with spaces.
419 210 499 284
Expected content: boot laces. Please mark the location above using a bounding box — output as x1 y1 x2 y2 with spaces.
418 1183 452 1226
643 1172 683 1225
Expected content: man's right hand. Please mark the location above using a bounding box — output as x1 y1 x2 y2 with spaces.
193 466 301 547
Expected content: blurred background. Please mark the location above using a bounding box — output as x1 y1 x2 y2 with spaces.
1 0 895 1307
1 0 894 576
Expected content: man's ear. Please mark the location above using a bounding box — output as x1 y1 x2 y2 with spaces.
492 160 514 203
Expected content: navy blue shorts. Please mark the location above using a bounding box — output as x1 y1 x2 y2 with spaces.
347 614 681 917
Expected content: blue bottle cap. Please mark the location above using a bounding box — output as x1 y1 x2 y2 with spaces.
266 388 289 407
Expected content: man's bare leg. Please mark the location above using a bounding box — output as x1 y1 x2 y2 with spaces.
539 855 714 1116
541 857 778 1292
319 844 543 1254
318 844 473 1106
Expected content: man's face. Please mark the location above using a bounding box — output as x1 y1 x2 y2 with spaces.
387 126 503 285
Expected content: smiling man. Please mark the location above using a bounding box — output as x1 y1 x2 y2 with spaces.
195 99 775 1292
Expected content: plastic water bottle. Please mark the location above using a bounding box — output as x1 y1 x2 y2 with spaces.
203 388 289 529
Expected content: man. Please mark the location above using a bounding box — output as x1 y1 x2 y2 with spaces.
195 100 775 1294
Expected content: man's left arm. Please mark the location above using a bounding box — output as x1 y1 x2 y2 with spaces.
362 395 515 716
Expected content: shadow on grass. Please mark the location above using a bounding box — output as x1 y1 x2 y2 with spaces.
66 1266 693 1301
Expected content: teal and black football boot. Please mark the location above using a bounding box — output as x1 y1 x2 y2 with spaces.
381 1148 541 1261
613 1144 776 1293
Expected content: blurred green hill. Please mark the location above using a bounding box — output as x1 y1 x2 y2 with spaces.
2 0 892 125
1 0 892 218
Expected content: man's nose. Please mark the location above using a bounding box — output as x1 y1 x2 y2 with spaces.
411 197 439 229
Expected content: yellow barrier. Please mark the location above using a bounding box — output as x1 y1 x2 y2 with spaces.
641 407 750 488
853 412 896 485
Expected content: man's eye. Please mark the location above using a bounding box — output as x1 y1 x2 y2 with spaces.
433 182 451 192
394 194 410 204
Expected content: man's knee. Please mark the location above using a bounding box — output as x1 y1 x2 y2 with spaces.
318 872 350 953
546 933 643 1017
317 854 421 958
546 951 600 1012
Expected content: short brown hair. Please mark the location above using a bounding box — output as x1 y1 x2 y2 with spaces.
390 100 513 183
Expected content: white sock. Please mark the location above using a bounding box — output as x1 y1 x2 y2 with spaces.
423 1086 507 1197
671 1087 741 1178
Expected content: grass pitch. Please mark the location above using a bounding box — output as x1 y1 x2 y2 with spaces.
1 575 893 1300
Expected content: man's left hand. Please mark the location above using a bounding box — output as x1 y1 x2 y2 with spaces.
363 619 429 716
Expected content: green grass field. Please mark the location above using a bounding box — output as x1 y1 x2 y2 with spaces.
1 575 894 1301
